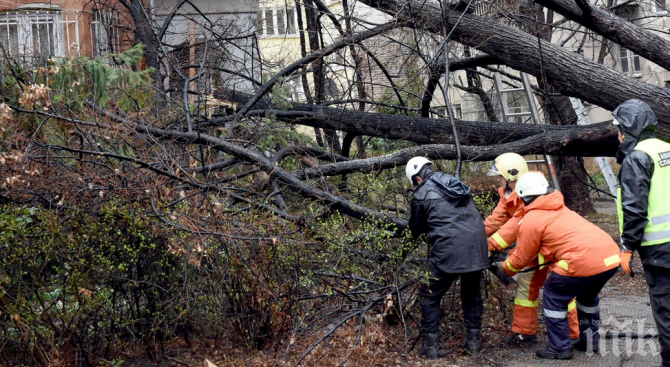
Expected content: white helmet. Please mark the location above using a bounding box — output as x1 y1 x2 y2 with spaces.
406 157 432 185
515 171 549 198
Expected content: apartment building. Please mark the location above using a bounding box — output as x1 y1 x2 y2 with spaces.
153 0 259 107
0 0 124 60
255 0 410 105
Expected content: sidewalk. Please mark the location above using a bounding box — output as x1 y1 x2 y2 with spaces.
504 290 662 367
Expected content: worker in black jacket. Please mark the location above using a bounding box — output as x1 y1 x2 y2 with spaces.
405 157 489 359
614 99 670 367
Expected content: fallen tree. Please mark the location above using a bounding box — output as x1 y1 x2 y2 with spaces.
214 89 618 148
532 0 670 72
347 0 670 137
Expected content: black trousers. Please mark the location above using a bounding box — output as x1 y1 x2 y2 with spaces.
419 267 483 334
644 265 670 367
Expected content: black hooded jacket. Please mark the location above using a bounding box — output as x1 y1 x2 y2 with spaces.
409 172 489 274
614 99 670 268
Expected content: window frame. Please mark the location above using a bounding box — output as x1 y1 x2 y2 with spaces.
257 7 299 37
653 0 668 13
91 10 121 58
617 45 641 76
0 10 64 59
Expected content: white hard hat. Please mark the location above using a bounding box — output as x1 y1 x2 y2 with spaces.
612 118 620 126
515 171 549 198
406 157 432 185
486 153 529 182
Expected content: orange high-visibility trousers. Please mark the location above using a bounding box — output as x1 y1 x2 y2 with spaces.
513 265 579 339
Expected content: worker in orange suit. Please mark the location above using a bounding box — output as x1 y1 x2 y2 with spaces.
501 172 620 359
485 153 579 345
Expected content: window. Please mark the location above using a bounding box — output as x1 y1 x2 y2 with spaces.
264 9 274 36
257 8 299 37
453 105 462 120
328 49 346 70
0 11 64 59
286 8 296 34
653 0 667 12
0 23 19 55
618 46 641 75
505 90 531 123
91 11 121 58
276 9 285 34
432 105 462 120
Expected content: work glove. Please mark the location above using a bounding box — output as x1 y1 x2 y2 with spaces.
621 251 634 277
494 261 505 274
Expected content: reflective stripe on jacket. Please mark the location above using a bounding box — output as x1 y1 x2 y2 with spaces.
617 138 670 246
503 190 620 278
484 187 524 251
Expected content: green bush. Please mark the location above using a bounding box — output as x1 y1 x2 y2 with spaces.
0 203 190 365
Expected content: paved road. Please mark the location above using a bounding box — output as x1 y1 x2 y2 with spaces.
504 290 662 367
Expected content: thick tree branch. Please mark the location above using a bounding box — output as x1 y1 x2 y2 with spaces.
359 0 670 139
86 105 409 230
292 124 617 179
533 0 670 71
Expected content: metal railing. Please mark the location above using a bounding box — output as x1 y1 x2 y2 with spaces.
0 10 83 59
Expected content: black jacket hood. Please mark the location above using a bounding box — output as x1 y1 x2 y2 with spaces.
613 99 658 163
415 172 472 200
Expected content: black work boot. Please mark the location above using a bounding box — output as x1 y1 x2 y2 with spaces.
419 332 440 360
502 333 537 345
536 346 573 359
464 329 481 353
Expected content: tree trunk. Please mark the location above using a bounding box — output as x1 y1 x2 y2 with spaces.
213 88 618 151
120 0 162 86
533 0 670 71
304 0 342 154
294 0 323 146
291 123 616 179
534 3 595 215
359 0 670 137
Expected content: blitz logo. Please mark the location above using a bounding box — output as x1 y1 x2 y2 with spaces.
660 151 670 168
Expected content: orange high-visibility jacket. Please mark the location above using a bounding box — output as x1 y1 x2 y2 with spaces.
503 190 621 278
485 187 524 252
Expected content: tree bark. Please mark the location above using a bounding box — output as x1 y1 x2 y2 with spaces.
208 92 619 150
359 0 670 138
533 0 670 71
304 0 342 154
292 123 616 179
534 4 595 215
119 0 162 85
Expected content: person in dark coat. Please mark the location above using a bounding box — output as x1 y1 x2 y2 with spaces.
404 157 489 359
614 99 670 367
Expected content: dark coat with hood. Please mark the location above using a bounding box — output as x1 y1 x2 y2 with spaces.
614 99 670 268
409 172 489 274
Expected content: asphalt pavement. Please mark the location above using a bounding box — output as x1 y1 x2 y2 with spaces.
503 290 662 367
